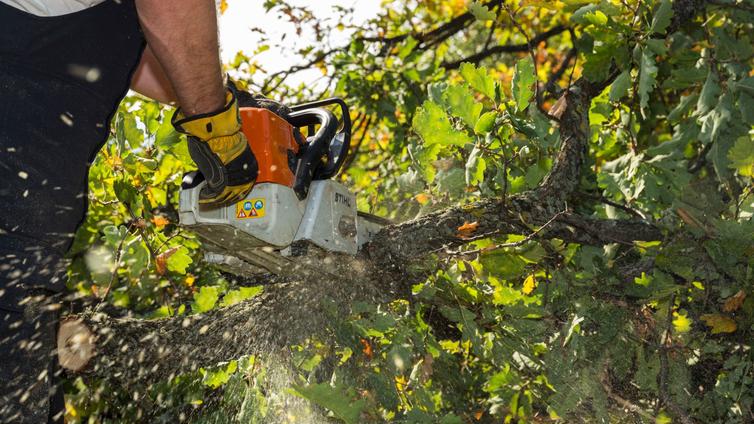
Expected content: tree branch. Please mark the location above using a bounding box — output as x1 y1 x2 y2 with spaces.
441 25 568 70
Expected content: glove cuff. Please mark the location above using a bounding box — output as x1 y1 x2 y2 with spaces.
172 90 241 140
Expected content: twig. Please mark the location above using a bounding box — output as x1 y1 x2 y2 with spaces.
576 192 649 220
544 48 578 95
441 26 567 70
124 203 180 294
341 113 374 173
445 209 567 257
93 228 128 313
601 370 656 421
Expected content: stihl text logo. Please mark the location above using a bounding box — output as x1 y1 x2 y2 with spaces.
334 192 352 208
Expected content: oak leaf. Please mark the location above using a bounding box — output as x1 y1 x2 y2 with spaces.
155 247 179 276
700 314 737 334
457 221 480 239
723 290 746 313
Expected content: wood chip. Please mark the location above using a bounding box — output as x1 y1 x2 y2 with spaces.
58 318 96 372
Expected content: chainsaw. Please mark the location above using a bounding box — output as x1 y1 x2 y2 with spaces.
178 97 386 277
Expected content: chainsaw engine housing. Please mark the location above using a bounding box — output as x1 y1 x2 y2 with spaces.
178 98 384 276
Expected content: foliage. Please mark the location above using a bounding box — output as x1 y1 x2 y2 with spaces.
65 0 754 422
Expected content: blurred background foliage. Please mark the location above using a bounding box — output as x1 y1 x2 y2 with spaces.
64 0 754 422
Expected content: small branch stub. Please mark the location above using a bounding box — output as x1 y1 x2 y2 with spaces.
57 318 96 372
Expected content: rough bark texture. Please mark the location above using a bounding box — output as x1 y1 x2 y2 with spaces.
67 78 662 389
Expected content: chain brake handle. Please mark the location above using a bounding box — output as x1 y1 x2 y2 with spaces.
288 98 352 198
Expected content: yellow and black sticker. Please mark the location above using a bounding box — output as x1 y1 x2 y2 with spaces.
236 198 266 219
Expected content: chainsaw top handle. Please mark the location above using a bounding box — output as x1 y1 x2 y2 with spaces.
290 98 352 181
287 107 339 199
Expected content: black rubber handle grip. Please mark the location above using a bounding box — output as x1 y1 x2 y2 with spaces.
290 98 351 180
287 108 339 199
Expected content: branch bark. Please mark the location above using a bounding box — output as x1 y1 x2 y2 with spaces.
441 25 568 70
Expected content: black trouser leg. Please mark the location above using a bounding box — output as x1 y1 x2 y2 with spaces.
0 292 63 423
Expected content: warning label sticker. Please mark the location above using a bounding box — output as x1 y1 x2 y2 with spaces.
236 198 266 219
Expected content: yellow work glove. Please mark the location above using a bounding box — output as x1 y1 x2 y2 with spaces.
172 88 258 206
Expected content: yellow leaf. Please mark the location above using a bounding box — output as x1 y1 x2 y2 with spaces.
700 314 737 334
457 221 480 239
315 60 328 75
64 401 77 418
415 193 432 205
395 375 408 392
219 0 228 14
522 274 537 295
151 215 169 228
672 312 692 333
723 290 746 313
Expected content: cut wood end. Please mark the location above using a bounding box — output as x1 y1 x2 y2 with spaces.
548 94 568 119
57 318 96 372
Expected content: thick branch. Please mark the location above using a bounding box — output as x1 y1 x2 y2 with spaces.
369 78 660 265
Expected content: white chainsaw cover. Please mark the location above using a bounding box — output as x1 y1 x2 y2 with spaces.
179 180 364 255
179 182 304 247
295 180 358 254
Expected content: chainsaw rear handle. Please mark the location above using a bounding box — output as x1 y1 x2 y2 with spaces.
290 98 352 181
287 107 339 198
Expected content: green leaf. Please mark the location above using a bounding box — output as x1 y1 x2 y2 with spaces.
221 286 264 307
511 57 536 112
728 136 754 177
572 4 609 26
290 383 366 424
155 110 181 149
739 92 754 125
639 48 659 118
200 360 238 389
166 247 193 274
469 1 496 21
474 111 497 134
459 63 497 100
435 167 466 198
192 285 220 313
704 93 737 181
736 76 754 97
412 101 473 147
667 94 698 123
696 70 721 116
465 146 487 186
650 0 673 34
443 84 483 128
609 70 631 102
645 38 668 56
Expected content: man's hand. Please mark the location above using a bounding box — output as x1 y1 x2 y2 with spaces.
172 88 258 205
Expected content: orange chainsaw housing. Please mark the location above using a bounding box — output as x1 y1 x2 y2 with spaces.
239 107 299 188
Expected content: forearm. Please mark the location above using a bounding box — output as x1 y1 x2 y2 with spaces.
134 0 225 115
130 44 178 105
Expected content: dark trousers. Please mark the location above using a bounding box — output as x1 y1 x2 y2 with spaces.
0 292 64 423
0 0 145 421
